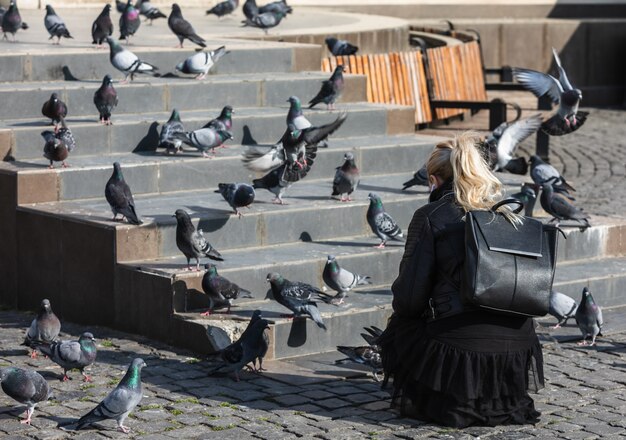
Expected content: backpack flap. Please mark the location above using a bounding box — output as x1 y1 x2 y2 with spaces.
472 211 544 258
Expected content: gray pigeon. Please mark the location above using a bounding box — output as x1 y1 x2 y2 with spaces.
286 95 311 130
325 37 358 56
217 183 255 217
22 299 61 358
41 130 70 169
309 65 345 110
200 263 253 316
509 183 538 217
91 4 113 47
173 209 223 271
94 74 118 125
540 181 590 229
320 255 371 305
331 152 360 202
105 162 142 225
266 272 327 330
529 154 575 193
336 345 382 381
119 0 140 43
575 287 603 346
172 126 232 158
38 332 97 382
106 36 158 83
175 46 228 80
513 48 589 136
206 0 238 18
204 105 233 133
44 5 72 44
485 114 543 171
0 367 52 425
242 0 258 20
402 164 428 191
259 0 292 15
59 358 146 433
2 1 28 42
158 109 184 154
367 193 404 248
168 3 205 48
548 290 578 329
241 9 286 34
252 165 291 205
136 0 166 24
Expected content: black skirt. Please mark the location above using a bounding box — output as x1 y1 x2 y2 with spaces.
380 310 544 428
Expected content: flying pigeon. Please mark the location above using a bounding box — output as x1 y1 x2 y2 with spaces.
59 358 146 433
367 193 403 248
175 46 228 80
325 37 358 56
320 255 371 305
136 0 166 24
258 0 292 15
94 74 118 125
0 367 52 425
158 109 184 154
335 345 382 381
540 181 590 229
168 3 206 48
41 130 71 168
44 5 72 44
548 290 578 329
509 183 538 217
402 164 428 191
115 0 126 13
201 264 253 316
332 152 360 202
106 37 158 83
172 126 232 158
217 183 255 217
105 162 142 225
92 4 113 48
529 155 575 193
41 93 68 131
484 114 543 172
173 209 223 271
266 272 327 330
119 0 140 43
575 287 603 346
2 1 28 42
242 0 258 20
206 0 238 18
241 9 287 34
204 105 233 133
38 332 97 382
22 299 61 358
309 65 345 110
513 48 589 136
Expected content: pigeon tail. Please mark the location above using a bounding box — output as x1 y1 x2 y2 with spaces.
122 206 143 225
306 304 327 330
187 33 206 48
357 275 372 286
204 247 224 261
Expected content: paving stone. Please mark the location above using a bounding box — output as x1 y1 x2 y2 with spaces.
300 389 337 400
315 397 352 409
583 424 626 436
271 393 312 406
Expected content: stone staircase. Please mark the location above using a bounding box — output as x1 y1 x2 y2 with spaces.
1 38 625 362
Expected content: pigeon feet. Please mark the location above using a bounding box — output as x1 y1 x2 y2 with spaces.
62 162 69 168
375 243 386 249
272 198 286 205
200 310 212 317
549 324 562 330
20 409 33 424
82 374 92 382
29 350 38 359
62 374 70 382
118 425 131 433
577 340 589 346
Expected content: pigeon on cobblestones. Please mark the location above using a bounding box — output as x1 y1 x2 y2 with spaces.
204 104 233 133
41 93 67 130
174 209 223 271
241 9 287 34
548 290 578 329
360 325 383 348
136 0 166 24
217 183 255 217
107 37 158 83
325 37 358 56
94 74 118 125
168 3 205 48
38 332 97 382
309 65 345 110
332 152 360 202
402 164 428 191
172 126 232 157
44 5 72 44
201 264 253 316
320 255 371 305
60 358 146 433
485 114 542 172
175 46 228 80
206 0 238 18
158 109 184 154
367 193 403 248
575 287 603 346
41 129 70 168
540 181 590 229
266 272 327 330
119 0 140 43
92 4 113 47
22 299 61 358
0 367 52 425
105 162 142 225
336 328 382 381
2 1 28 42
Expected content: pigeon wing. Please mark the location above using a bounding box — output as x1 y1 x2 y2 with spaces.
497 114 542 163
302 113 347 145
551 47 573 91
376 212 399 235
512 68 562 104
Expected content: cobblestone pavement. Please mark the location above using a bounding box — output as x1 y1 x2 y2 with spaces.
2 308 626 440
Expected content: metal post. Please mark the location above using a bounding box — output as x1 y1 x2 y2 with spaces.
489 98 507 131
536 95 553 161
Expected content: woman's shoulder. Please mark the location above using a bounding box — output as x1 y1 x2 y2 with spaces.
416 193 461 218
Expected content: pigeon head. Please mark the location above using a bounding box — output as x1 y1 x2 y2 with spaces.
217 183 230 194
287 96 301 108
41 130 56 142
106 37 122 53
581 287 592 302
367 192 383 207
103 3 112 13
326 255 339 272
50 93 59 103
266 272 284 285
112 162 124 180
102 74 114 86
0 367 19 382
45 4 55 14
40 299 52 313
79 332 95 342
169 109 181 122
325 37 337 46
521 184 536 199
173 209 191 224
562 89 581 107
204 263 218 276
171 3 182 14
343 152 355 162
220 105 233 118
326 255 336 262
528 155 543 166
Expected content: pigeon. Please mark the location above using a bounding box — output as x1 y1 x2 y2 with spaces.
41 93 68 130
509 183 538 217
309 65 346 110
258 0 292 15
252 165 291 205
246 309 270 372
115 0 126 13
325 37 358 56
332 152 360 202
119 0 140 43
135 0 166 24
360 325 383 348
107 36 158 83
206 0 238 18
44 5 72 44
367 193 404 248
241 9 287 34
529 155 575 193
158 109 184 154
336 345 382 381
320 255 371 305
172 127 233 158
92 4 114 47
56 117 76 155
173 209 223 271
175 46 228 80
168 3 205 48
242 0 258 20
402 164 428 191
0 367 52 425
575 287 603 346
2 1 28 42
484 114 543 172
548 291 578 329
207 315 270 381
540 181 590 229
266 272 327 330
204 104 234 133
217 183 255 217
201 263 253 316
93 74 118 125
105 162 142 225
38 332 97 382
59 358 146 433
286 95 312 130
42 130 71 169
513 48 589 136
22 299 61 358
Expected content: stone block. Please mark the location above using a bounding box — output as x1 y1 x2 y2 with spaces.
0 54 24 82
17 171 59 204
69 83 166 120
385 106 414 135
586 21 626 87
292 45 323 73
116 223 160 263
0 130 14 161
606 224 626 257
545 20 587 85
168 80 259 112
501 22 546 72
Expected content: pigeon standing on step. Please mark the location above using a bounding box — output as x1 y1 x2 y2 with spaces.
92 4 113 48
41 93 67 131
168 3 206 48
206 0 238 18
241 9 287 34
41 130 71 168
242 0 258 20
175 46 229 80
251 166 291 205
201 264 253 316
106 37 158 83
217 183 255 217
259 0 292 15
367 193 404 248
320 255 371 305
56 117 76 154
119 0 140 43
513 48 589 136
332 152 360 202
540 180 589 229
309 65 345 110
136 0 166 24
59 358 146 434
172 126 232 158
94 74 118 125
204 104 233 133
44 5 72 44
575 287 603 346
173 209 223 271
529 155 575 194
105 162 142 225
22 299 61 358
38 332 97 382
0 367 52 425
266 272 327 330
2 1 28 42
484 114 543 172
325 37 358 56
402 164 428 191
158 109 184 154
548 290 578 329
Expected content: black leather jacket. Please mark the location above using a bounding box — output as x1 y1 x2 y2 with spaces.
391 184 474 320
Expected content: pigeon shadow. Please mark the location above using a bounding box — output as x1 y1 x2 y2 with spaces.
0 348 29 357
132 122 160 153
241 125 259 146
286 318 309 347
299 233 379 248
357 183 407 196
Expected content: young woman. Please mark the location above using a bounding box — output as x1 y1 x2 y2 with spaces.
380 132 544 428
